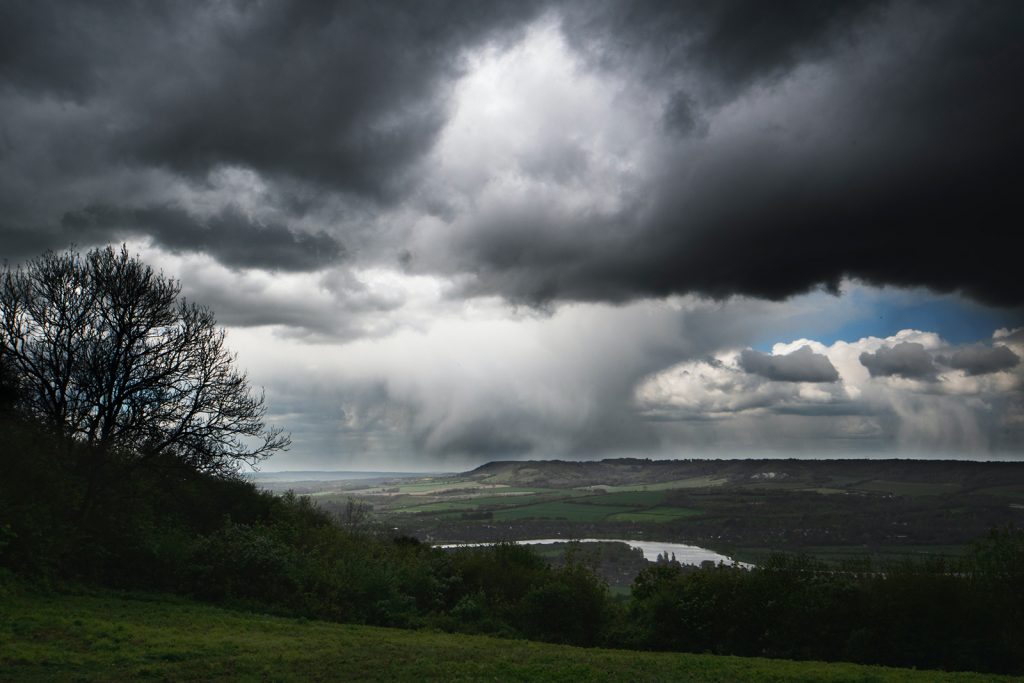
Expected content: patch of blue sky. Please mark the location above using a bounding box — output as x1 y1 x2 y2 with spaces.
750 283 1024 352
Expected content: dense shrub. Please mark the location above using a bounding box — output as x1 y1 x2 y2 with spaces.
518 562 610 646
627 535 1024 674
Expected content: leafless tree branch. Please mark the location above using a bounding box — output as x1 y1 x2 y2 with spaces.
0 245 290 476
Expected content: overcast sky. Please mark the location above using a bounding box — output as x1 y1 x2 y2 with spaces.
2 0 1022 470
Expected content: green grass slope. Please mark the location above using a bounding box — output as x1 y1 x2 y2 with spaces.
0 585 1012 682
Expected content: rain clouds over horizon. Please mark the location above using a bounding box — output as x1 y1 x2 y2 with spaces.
2 0 1022 469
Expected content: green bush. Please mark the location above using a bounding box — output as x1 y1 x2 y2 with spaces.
518 562 610 646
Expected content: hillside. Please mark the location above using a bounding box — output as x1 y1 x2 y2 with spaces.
466 458 1024 490
0 584 1010 682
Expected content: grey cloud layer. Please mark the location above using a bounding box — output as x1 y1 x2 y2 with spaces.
739 346 839 383
62 205 343 273
860 340 1020 380
859 342 937 380
1 0 1022 313
946 345 1020 377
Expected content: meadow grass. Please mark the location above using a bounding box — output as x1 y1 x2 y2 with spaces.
392 501 480 513
571 491 667 506
857 481 962 497
607 506 704 523
974 485 1024 499
594 476 728 492
0 584 1010 682
490 501 636 522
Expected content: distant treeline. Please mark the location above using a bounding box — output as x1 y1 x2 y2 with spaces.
1 413 1022 675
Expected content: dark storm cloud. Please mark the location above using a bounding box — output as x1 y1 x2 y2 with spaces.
2 0 1022 309
944 344 1020 377
119 2 543 197
560 0 885 104
0 0 543 276
859 342 937 380
739 346 839 383
0 222 109 263
1 1 541 197
0 2 103 99
453 0 1024 307
62 205 343 272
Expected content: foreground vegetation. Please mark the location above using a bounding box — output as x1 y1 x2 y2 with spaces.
3 407 1023 674
1 583 1013 682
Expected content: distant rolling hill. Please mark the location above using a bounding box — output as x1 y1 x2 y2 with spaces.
465 457 1024 491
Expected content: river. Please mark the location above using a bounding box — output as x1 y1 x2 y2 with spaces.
437 538 752 568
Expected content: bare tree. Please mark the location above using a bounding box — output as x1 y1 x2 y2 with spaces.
0 245 289 476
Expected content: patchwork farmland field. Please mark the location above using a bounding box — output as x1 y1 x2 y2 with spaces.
267 458 1024 575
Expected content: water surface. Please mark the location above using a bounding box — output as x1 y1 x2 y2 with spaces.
439 538 752 567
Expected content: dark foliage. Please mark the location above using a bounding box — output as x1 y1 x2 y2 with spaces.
627 536 1024 673
1 368 1022 673
0 411 609 642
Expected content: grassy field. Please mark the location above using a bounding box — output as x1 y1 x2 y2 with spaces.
607 506 703 522
0 584 1012 682
393 501 480 513
590 476 729 492
573 491 667 506
491 501 637 522
976 485 1024 498
856 481 962 496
